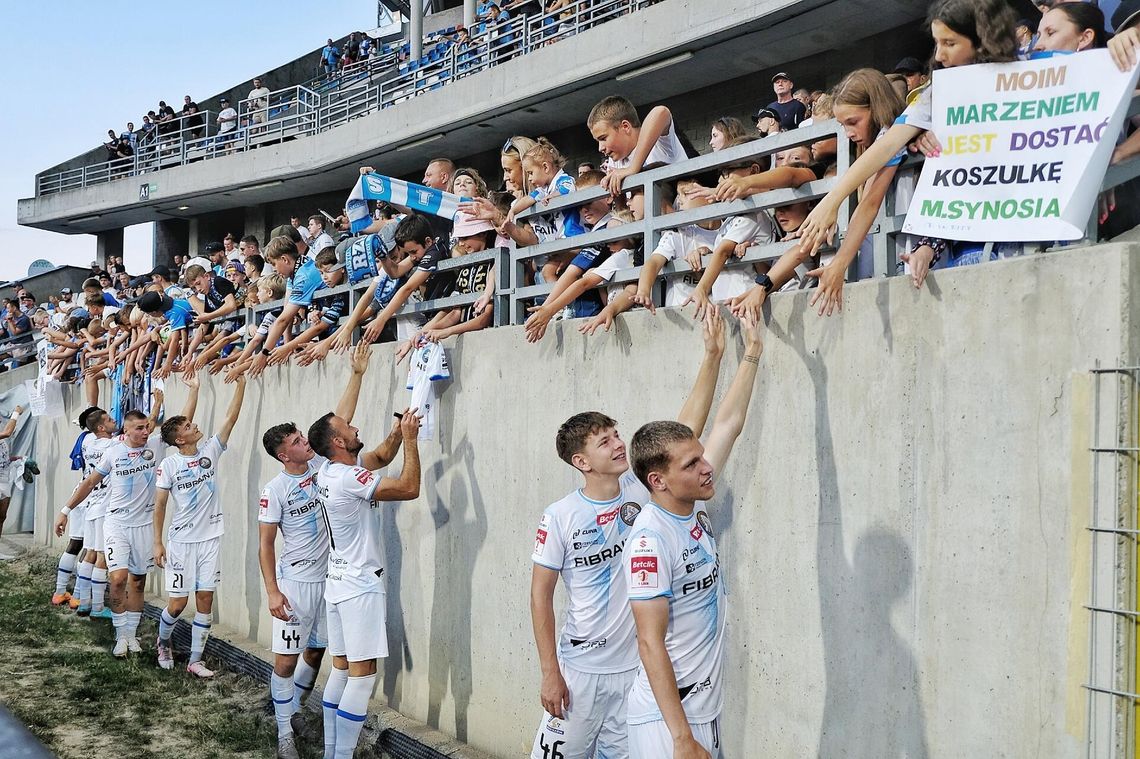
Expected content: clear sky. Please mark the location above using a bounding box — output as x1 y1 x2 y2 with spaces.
2 1 376 283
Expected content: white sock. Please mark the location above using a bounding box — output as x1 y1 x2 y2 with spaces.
334 674 375 759
126 610 142 639
55 552 77 594
112 612 127 641
293 657 318 712
322 668 349 758
190 612 210 664
158 608 178 642
75 561 94 604
271 672 295 738
90 568 107 612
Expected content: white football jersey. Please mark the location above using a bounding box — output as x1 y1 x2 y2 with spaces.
531 470 650 674
317 460 384 604
626 502 725 726
258 455 329 584
155 435 227 544
97 434 166 528
653 226 721 308
82 435 117 520
604 120 687 171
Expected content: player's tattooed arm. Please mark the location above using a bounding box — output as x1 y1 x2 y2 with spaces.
371 411 421 501
631 598 710 759
360 409 404 471
676 305 726 437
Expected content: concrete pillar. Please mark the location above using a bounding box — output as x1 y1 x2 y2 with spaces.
463 0 476 29
94 229 123 270
154 219 189 268
243 205 267 249
188 218 201 261
411 0 424 61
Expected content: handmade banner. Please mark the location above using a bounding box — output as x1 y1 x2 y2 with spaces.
903 50 1140 241
346 173 470 234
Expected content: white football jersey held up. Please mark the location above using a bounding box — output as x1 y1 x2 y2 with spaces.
317 460 384 604
626 502 726 726
532 470 650 674
652 226 722 308
97 434 166 528
155 435 227 544
407 341 450 441
258 455 330 584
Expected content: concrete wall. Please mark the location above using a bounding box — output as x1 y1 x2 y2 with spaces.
1 266 96 305
25 243 1138 757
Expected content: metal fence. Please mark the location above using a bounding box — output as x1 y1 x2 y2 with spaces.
34 0 665 196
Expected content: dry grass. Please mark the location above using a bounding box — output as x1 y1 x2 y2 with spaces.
0 553 326 758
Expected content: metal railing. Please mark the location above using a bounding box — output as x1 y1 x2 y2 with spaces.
167 100 1140 350
34 0 665 196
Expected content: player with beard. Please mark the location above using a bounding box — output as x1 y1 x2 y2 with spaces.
258 344 404 759
305 402 422 759
529 307 727 759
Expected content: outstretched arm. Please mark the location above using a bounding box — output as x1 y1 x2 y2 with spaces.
146 388 166 433
216 374 247 446
702 313 763 475
336 343 372 424
676 307 725 437
180 373 200 423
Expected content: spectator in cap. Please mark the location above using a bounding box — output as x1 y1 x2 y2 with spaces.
204 242 228 275
892 57 928 97
766 72 806 130
224 260 250 300
217 97 238 137
149 265 186 300
57 288 76 314
753 106 782 139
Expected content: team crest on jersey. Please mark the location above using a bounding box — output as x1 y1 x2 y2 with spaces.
142 449 154 461
534 528 548 556
631 556 658 588
355 469 373 486
696 510 712 537
197 457 213 470
619 501 641 526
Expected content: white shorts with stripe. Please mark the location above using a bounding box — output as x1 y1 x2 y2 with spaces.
327 591 387 662
83 515 105 554
104 521 154 576
164 538 221 597
530 663 636 759
628 717 722 758
271 577 328 654
68 502 87 540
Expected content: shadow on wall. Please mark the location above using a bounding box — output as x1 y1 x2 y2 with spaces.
771 305 929 758
425 436 487 743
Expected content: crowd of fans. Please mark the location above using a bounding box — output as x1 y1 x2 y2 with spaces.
37 0 1140 423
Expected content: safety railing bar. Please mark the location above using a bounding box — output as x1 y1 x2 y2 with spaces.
1084 684 1140 700
511 221 649 263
